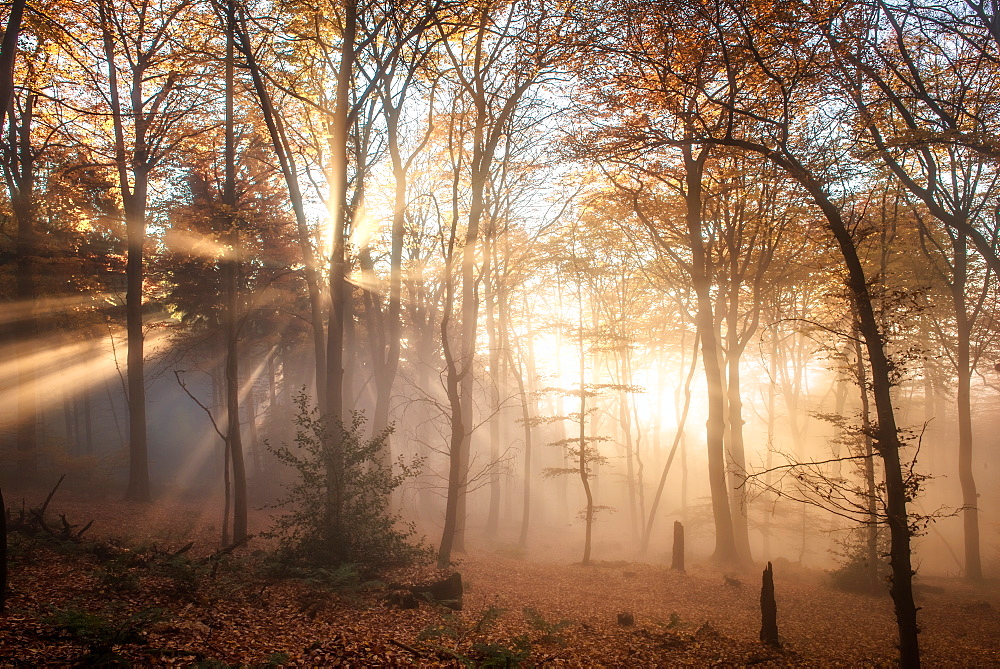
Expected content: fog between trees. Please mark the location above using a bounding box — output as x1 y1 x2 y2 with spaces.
3 0 1000 665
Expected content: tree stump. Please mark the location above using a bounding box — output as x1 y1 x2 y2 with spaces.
617 612 634 626
387 591 419 609
760 561 780 647
670 521 684 572
414 572 463 610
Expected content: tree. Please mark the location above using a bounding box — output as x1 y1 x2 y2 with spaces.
436 0 570 567
359 0 447 463
698 5 922 661
820 1 1000 580
912 202 997 582
574 0 922 661
571 4 749 563
93 0 212 502
706 154 793 564
267 393 424 570
220 0 248 544
0 0 25 616
584 149 740 564
2 0 34 482
232 3 328 404
537 222 611 565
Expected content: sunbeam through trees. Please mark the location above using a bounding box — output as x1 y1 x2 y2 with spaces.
3 0 1000 665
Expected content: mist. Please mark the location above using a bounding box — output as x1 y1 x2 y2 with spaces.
3 0 1000 665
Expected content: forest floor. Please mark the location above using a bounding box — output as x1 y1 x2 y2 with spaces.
2 487 1000 667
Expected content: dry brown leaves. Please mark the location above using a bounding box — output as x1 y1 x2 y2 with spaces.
1 492 998 667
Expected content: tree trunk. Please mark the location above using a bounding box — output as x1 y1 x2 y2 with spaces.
717 133 921 664
484 233 501 536
123 185 150 502
775 309 811 561
321 0 357 548
366 84 411 465
800 169 920 667
619 364 639 545
511 347 533 547
951 232 982 581
99 0 150 502
324 0 355 424
0 0 25 123
246 389 262 485
763 320 779 560
81 374 94 456
683 144 736 563
512 295 536 546
62 389 75 455
234 10 327 404
223 1 247 544
578 286 594 566
438 278 465 568
10 90 37 483
626 347 647 540
725 338 752 564
854 332 881 595
453 179 483 553
640 333 698 554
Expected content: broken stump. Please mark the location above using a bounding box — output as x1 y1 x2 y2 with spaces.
670 521 684 572
387 591 419 609
760 561 780 647
413 572 463 610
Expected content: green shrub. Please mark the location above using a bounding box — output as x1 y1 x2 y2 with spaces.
92 562 141 593
266 393 428 572
46 604 164 663
473 637 532 667
523 607 570 645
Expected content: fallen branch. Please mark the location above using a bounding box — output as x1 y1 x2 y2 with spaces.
170 542 195 558
60 514 93 540
5 477 94 544
198 535 253 565
388 639 423 658
39 475 65 516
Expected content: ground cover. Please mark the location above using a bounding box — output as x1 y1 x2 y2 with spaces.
1 491 997 666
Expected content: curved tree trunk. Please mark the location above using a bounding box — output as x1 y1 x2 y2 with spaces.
682 144 737 563
233 10 327 404
796 167 919 668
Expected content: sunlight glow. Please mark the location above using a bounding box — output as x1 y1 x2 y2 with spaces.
164 227 228 260
0 327 176 419
349 205 379 251
0 294 116 326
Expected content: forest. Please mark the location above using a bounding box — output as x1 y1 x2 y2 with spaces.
2 0 1000 665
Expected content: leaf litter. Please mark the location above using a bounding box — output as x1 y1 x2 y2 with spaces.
1 492 998 666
